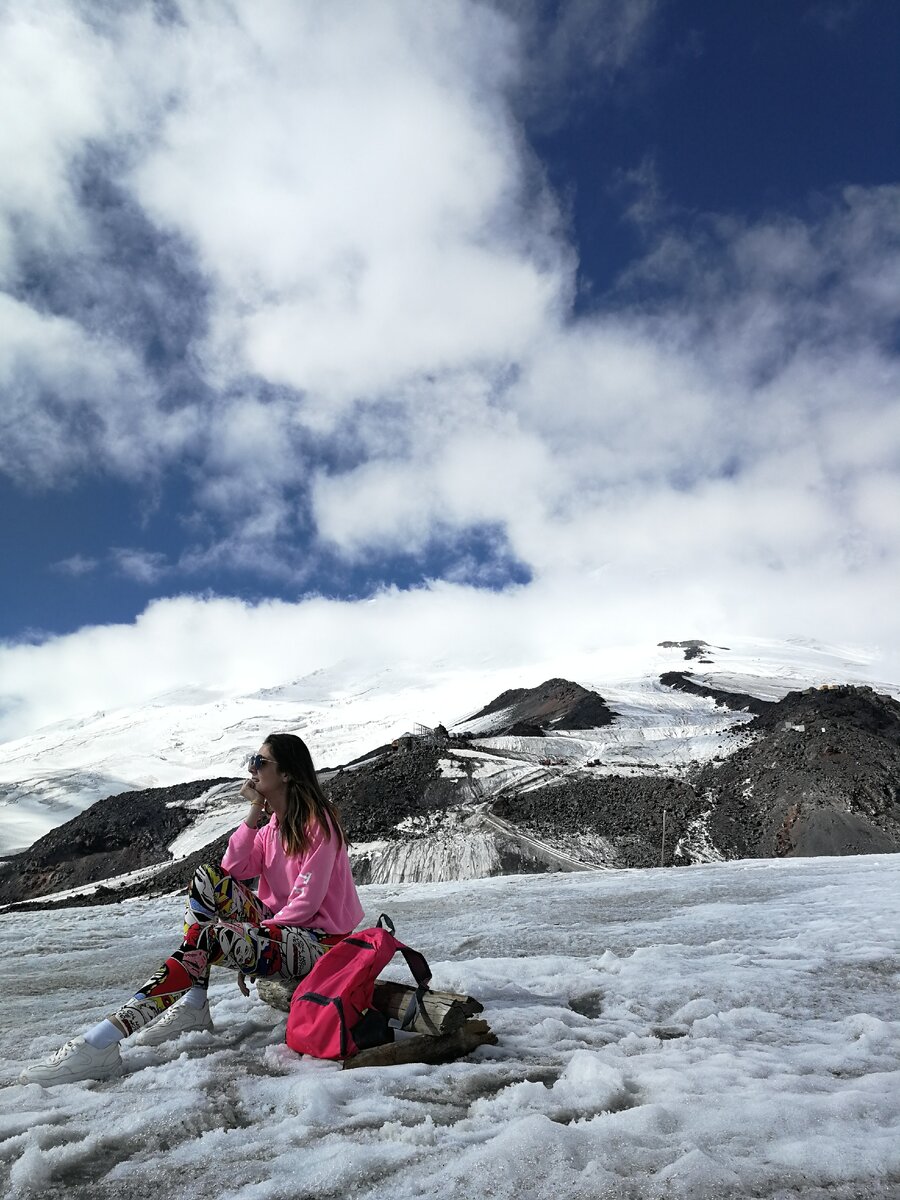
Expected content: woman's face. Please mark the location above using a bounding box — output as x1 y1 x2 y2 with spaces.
249 744 285 798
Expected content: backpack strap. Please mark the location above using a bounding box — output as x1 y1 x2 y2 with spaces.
374 916 438 1035
399 944 431 989
399 984 440 1036
397 944 438 1035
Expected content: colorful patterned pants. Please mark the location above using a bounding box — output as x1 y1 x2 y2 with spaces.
109 863 326 1036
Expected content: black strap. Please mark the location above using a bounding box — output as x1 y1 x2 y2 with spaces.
400 944 431 989
374 917 437 1033
399 984 440 1036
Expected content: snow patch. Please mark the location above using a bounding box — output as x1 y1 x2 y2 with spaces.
3 855 899 1198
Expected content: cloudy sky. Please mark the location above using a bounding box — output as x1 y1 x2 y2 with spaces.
1 0 899 738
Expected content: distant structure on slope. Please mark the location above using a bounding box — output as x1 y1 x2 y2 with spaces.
392 724 451 752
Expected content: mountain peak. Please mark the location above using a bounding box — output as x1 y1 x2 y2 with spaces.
456 678 614 737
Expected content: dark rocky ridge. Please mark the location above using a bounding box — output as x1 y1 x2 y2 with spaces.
698 685 900 858
494 684 900 866
660 671 774 716
493 776 701 868
0 779 234 906
1 829 239 913
325 744 444 839
658 639 724 662
460 677 614 737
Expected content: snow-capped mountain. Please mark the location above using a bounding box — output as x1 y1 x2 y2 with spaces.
2 636 892 858
2 636 899 911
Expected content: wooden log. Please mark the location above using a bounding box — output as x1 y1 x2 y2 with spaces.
372 979 483 1035
254 978 298 1011
255 975 483 1038
341 1019 498 1070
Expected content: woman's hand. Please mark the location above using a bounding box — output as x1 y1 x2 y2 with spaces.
240 779 269 827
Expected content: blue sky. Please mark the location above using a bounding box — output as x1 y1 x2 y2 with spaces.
1 0 899 736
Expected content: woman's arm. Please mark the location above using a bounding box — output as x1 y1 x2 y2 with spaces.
221 781 268 879
267 821 339 926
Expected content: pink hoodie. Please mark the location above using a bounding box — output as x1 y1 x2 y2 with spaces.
221 817 364 933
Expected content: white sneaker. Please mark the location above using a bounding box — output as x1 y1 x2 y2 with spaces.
20 1037 122 1086
133 1000 213 1046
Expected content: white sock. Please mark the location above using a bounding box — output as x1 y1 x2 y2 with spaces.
83 1019 125 1049
182 986 208 1010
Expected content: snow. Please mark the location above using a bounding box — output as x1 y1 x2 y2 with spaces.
2 636 898 856
3 854 899 1199
672 813 727 864
362 823 504 883
166 782 247 859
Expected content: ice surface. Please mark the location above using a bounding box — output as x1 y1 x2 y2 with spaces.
2 854 899 1199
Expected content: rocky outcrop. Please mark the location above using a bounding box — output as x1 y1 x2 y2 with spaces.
326 745 444 839
458 678 614 736
660 671 773 716
698 685 900 859
493 776 701 868
494 685 900 867
658 639 724 662
0 779 233 906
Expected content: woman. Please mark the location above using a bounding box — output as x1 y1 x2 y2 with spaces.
21 733 364 1086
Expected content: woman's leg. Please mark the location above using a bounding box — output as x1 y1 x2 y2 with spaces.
109 920 325 1035
105 865 274 1036
186 862 272 931
175 864 273 995
212 921 327 982
18 867 291 1084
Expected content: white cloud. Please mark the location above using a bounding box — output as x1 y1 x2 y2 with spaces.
307 184 900 597
0 4 116 280
126 1 570 406
0 292 195 486
51 553 98 577
0 0 898 739
111 548 169 584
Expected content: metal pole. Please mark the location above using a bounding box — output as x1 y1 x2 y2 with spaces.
660 809 667 867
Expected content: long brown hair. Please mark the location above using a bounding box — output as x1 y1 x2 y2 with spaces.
263 732 347 857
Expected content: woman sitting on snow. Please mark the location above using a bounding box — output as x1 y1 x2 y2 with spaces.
22 733 364 1086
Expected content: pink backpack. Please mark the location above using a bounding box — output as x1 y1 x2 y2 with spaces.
286 914 432 1060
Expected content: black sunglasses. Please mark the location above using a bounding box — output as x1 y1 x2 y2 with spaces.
247 754 277 770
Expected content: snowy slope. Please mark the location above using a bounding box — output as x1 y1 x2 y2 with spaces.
3 854 899 1199
1 636 896 855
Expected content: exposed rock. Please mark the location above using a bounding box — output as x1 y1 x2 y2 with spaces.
658 639 726 661
697 685 900 858
458 677 614 736
660 670 774 716
494 685 900 867
326 744 444 839
493 775 701 868
0 778 234 906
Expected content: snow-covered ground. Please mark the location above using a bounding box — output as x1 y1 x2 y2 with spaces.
166 783 248 859
3 854 899 1199
1 636 896 855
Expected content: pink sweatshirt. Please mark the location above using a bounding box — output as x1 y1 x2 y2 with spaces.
221 817 364 933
